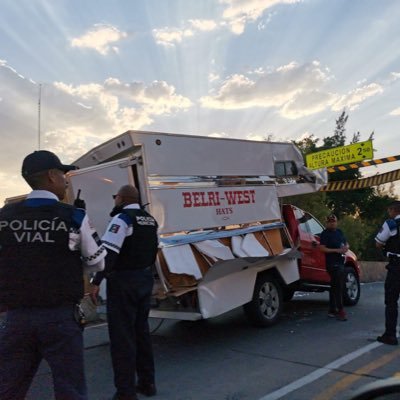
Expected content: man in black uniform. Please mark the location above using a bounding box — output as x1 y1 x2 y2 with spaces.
0 150 107 400
375 200 400 345
91 185 158 400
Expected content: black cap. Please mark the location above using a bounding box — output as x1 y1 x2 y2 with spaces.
22 150 77 177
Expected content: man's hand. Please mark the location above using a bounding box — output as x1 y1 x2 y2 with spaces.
89 284 100 305
340 244 349 253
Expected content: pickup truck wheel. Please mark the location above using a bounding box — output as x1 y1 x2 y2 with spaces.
343 266 360 306
243 275 283 327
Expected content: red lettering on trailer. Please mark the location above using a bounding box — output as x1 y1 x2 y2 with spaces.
182 191 222 208
224 190 256 205
182 192 192 208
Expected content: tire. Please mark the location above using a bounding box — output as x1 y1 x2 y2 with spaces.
243 274 283 327
343 266 360 306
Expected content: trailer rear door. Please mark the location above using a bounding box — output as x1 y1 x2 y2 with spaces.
66 158 137 235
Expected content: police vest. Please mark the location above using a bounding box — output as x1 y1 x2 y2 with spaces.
0 201 83 308
385 218 400 255
116 208 158 271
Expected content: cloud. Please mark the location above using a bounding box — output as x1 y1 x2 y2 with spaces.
53 78 192 133
281 90 337 119
151 1 298 48
152 19 219 47
151 0 301 48
257 12 276 30
390 72 400 81
70 24 128 55
152 27 194 47
200 61 333 112
332 83 383 111
246 133 272 141
389 107 400 116
0 61 192 203
188 19 218 31
102 78 193 113
219 0 302 34
208 72 220 82
200 61 384 118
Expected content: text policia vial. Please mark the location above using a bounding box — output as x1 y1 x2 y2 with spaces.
0 218 68 243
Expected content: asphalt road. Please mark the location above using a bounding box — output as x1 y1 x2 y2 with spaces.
26 282 400 400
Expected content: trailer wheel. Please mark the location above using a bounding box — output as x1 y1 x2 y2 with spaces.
243 274 283 327
343 266 360 306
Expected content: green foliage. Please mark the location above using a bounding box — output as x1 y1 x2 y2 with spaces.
291 134 319 156
283 192 330 222
337 215 376 260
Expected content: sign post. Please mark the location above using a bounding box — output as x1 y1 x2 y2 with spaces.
306 140 373 170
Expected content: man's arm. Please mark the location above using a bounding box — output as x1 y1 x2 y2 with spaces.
319 245 347 254
70 209 107 273
89 212 131 302
89 249 119 304
375 221 390 248
90 250 119 285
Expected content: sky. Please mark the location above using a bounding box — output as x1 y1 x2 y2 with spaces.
1 0 400 205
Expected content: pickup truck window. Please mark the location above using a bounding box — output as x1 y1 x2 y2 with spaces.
307 217 324 236
298 219 309 233
296 212 323 236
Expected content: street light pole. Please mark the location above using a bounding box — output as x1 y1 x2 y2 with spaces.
38 83 42 150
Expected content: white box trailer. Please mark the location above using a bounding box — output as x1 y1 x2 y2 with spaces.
67 130 327 326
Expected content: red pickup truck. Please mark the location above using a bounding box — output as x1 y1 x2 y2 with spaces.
282 204 361 306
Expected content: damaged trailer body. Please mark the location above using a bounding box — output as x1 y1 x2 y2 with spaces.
67 130 327 326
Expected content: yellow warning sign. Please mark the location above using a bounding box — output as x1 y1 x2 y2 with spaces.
306 140 373 170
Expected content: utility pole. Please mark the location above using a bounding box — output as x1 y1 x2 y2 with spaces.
38 83 42 150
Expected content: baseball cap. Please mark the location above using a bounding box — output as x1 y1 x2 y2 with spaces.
326 214 337 222
22 150 77 177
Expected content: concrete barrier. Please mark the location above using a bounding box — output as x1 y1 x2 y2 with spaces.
359 261 387 283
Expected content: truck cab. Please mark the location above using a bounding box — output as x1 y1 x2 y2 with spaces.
282 204 361 306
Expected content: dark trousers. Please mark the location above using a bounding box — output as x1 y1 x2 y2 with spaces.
106 268 155 397
384 264 400 337
0 306 86 400
327 264 345 311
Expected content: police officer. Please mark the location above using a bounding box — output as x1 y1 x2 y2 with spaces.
90 185 158 400
375 200 400 345
0 150 107 400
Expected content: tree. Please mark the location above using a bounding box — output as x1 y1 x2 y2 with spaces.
292 134 319 155
322 110 347 149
